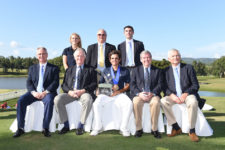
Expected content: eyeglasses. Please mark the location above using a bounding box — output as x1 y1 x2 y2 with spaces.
97 34 106 36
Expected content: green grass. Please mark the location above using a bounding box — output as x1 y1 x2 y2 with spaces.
0 89 17 94
0 97 225 150
198 77 225 92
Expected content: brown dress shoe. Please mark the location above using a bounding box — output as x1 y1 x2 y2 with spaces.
168 128 182 137
189 133 199 142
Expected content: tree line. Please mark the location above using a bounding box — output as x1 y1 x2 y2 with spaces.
0 55 224 77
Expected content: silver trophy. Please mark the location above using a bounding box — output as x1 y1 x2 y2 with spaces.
96 69 112 96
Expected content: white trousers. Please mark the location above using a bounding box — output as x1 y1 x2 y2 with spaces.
92 93 133 132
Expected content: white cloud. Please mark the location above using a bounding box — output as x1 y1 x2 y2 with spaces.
10 41 21 48
196 41 225 58
0 42 4 47
13 49 20 56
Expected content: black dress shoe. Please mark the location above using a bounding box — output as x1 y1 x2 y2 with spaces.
42 129 51 137
134 129 143 138
58 127 70 134
76 128 84 135
13 128 25 138
151 130 161 139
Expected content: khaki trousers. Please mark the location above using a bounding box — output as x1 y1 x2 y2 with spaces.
133 96 160 131
161 95 198 129
54 93 93 124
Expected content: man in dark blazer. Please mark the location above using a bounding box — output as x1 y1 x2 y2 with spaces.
85 29 116 70
54 48 97 135
118 25 145 69
161 48 200 142
13 47 59 138
130 51 163 139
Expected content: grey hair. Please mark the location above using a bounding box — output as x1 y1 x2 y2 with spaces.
74 48 86 57
168 48 181 58
37 47 48 53
140 50 152 59
97 29 107 36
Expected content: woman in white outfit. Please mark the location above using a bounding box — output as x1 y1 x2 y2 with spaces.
90 50 132 137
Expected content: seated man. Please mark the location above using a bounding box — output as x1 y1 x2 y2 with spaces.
130 50 163 139
54 48 97 135
13 47 59 138
90 50 132 137
161 48 204 142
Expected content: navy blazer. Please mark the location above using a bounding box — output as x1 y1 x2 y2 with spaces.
61 64 97 99
164 63 199 96
130 65 163 99
118 39 144 67
26 63 59 93
100 66 130 90
85 43 116 69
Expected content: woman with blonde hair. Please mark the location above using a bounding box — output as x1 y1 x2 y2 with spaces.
62 33 83 70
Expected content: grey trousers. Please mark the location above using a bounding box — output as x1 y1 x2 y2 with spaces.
54 93 93 124
161 95 198 129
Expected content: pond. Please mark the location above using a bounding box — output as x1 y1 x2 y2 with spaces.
198 91 225 97
0 77 27 89
0 77 225 97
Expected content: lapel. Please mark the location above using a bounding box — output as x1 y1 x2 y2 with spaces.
104 43 108 58
169 66 176 89
94 44 98 64
140 66 145 88
80 65 88 87
43 63 49 84
35 64 40 83
179 63 185 89
133 39 137 57
122 42 126 62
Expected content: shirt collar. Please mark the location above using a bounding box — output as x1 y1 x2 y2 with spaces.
76 64 84 69
172 63 180 70
126 39 133 43
98 42 106 46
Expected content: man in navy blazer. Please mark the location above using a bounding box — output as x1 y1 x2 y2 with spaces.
130 51 163 139
118 25 145 68
13 47 59 138
54 48 97 136
85 29 116 70
161 48 200 142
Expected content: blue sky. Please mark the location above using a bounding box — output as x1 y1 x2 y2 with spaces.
0 0 225 60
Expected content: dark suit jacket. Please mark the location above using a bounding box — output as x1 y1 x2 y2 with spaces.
85 43 116 68
100 66 130 90
118 39 144 67
61 64 97 99
163 63 205 108
130 65 163 99
26 63 59 94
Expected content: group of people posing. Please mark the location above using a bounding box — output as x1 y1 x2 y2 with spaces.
13 25 210 142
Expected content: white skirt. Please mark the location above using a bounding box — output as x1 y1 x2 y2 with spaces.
10 101 93 133
166 104 213 136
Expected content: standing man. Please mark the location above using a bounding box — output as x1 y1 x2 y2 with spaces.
118 25 145 71
13 47 59 138
130 51 163 139
161 48 201 142
54 48 97 135
85 29 116 71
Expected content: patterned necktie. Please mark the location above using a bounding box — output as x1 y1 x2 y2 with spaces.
76 66 81 90
99 44 104 67
37 65 44 92
174 67 182 97
144 68 150 92
127 41 133 66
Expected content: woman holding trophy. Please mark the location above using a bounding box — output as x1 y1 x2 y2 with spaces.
90 50 133 137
